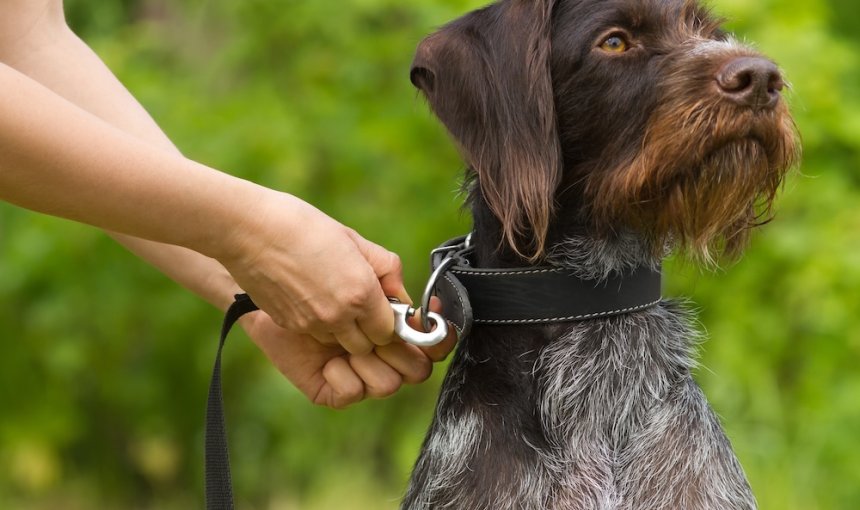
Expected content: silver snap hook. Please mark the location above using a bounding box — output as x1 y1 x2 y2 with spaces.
388 298 448 347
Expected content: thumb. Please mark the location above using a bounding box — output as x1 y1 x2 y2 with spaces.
347 230 410 304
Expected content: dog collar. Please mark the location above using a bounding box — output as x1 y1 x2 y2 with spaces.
427 234 663 339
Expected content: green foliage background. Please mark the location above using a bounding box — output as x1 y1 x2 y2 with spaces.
1 0 858 508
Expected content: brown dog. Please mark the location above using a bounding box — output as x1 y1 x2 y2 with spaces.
404 0 799 508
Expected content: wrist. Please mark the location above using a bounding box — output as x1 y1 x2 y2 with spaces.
206 266 247 312
200 186 318 273
185 175 279 263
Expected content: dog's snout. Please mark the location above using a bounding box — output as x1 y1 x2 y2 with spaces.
716 57 783 110
410 65 435 92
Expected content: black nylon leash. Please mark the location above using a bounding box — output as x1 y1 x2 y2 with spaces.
205 293 258 510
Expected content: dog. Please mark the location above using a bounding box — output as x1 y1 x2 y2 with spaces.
403 0 799 509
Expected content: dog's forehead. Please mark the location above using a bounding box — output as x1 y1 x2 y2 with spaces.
552 0 718 39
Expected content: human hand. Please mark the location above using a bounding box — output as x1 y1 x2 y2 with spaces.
240 298 456 408
217 190 406 355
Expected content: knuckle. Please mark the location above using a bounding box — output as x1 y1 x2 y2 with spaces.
312 398 332 409
290 316 311 332
271 314 291 330
410 358 433 384
344 285 374 309
313 306 341 327
387 252 403 273
314 298 356 328
370 375 402 399
371 334 395 347
321 385 364 410
340 337 373 355
339 382 365 406
328 399 351 410
350 342 374 356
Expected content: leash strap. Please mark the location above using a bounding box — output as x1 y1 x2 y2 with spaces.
205 293 259 510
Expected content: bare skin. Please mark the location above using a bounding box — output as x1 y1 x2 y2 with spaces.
0 0 454 408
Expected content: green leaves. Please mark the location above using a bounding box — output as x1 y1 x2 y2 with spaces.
2 0 858 507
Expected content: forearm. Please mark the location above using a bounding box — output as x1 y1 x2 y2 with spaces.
0 14 259 310
109 235 241 311
0 17 273 311
0 15 256 310
0 65 262 258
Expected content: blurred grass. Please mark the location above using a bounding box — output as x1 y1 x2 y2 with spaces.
1 0 859 508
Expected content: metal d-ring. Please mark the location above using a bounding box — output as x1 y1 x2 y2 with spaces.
420 232 471 332
420 256 456 332
388 298 448 347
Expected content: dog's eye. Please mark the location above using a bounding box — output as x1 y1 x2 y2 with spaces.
599 34 630 53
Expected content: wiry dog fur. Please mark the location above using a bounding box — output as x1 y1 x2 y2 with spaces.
403 0 799 509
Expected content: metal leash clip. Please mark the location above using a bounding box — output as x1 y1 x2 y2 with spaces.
420 232 471 333
388 298 448 346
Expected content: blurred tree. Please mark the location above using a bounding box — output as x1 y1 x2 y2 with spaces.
1 0 858 508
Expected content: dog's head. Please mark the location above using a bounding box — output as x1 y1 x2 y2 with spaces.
411 0 799 263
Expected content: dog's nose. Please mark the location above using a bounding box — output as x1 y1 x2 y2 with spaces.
716 57 783 110
411 34 443 92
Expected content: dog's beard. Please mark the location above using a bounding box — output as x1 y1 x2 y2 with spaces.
587 89 800 264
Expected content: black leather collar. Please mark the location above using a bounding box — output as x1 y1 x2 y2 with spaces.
428 235 663 339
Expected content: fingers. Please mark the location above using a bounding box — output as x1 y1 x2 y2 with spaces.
323 347 427 407
355 288 397 347
375 342 433 384
419 327 458 362
330 322 375 355
407 296 458 362
243 295 445 412
370 296 456 386
348 230 409 302
348 352 404 399
320 356 365 409
349 231 409 347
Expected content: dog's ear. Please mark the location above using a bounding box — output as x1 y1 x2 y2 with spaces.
411 0 561 260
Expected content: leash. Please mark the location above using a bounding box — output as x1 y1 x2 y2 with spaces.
202 294 444 510
205 293 258 510
203 233 661 508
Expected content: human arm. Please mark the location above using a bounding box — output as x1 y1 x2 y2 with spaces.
0 1 454 406
0 3 392 353
0 57 407 349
